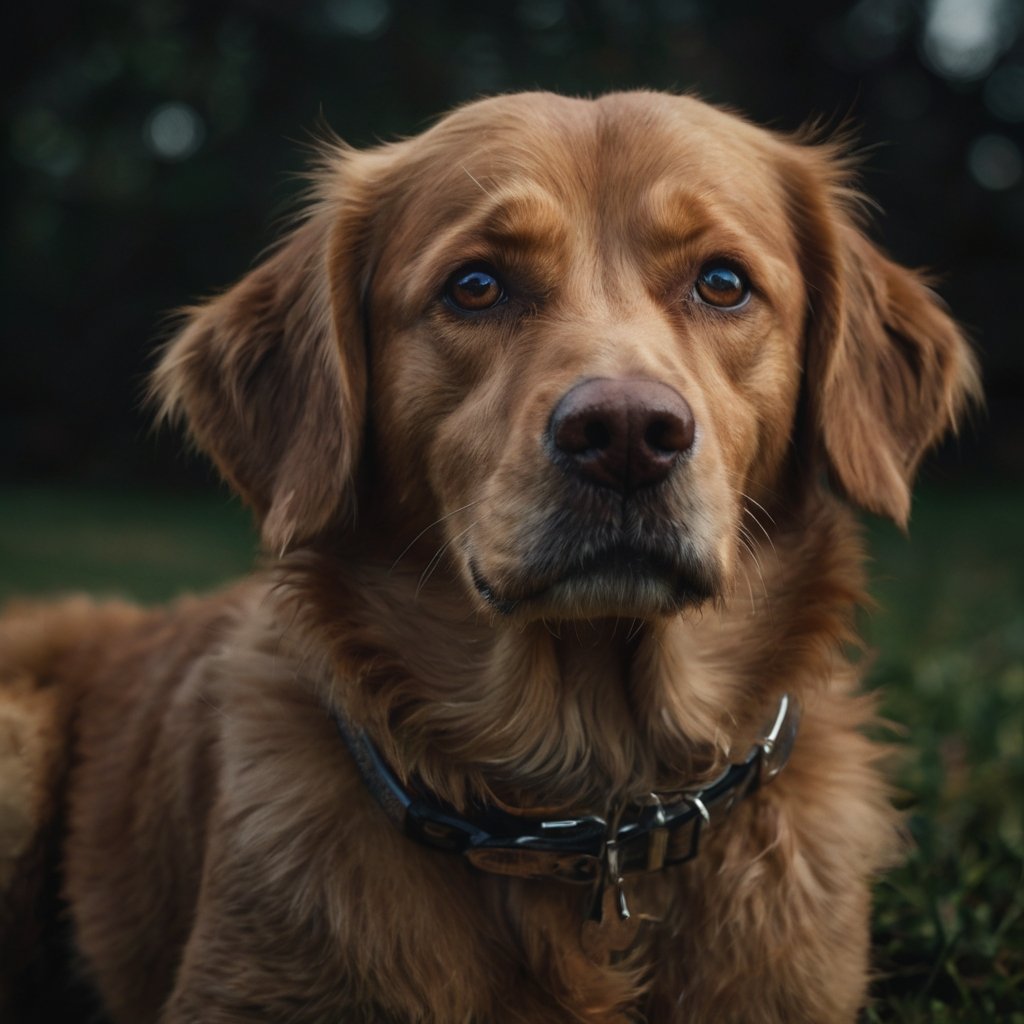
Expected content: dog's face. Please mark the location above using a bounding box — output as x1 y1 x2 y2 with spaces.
156 92 978 622
365 93 811 619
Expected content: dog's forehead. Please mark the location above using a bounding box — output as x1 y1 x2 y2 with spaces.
424 91 779 172
382 91 792 241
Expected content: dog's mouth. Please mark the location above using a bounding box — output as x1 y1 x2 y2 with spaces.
469 542 719 620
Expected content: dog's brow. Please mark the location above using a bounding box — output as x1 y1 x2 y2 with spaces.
638 185 720 252
406 186 570 300
477 189 569 251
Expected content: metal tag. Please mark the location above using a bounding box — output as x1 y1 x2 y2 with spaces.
580 881 640 963
579 836 640 963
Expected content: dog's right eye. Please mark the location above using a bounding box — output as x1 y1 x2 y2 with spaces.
694 263 750 310
444 265 506 312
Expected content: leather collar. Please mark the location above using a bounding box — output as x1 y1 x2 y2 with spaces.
333 694 800 886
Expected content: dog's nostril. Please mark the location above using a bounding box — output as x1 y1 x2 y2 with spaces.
645 419 671 453
584 420 610 451
645 414 694 454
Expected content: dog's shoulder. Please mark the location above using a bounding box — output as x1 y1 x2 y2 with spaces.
0 596 150 886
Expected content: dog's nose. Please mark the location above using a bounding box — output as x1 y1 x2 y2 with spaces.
548 378 695 492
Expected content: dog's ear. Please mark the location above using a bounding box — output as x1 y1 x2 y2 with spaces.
787 146 981 526
152 157 375 553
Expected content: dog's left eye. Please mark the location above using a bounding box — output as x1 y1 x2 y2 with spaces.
694 264 750 310
445 265 506 312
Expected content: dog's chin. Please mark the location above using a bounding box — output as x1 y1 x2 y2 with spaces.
469 549 719 622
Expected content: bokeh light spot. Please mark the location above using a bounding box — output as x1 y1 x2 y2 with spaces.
967 134 1023 190
325 0 391 38
844 0 913 63
517 0 565 31
144 103 205 161
12 109 82 177
922 0 1014 81
985 64 1024 122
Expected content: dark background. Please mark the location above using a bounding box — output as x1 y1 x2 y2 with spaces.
2 0 1023 491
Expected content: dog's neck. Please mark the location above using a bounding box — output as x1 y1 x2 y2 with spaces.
278 495 864 813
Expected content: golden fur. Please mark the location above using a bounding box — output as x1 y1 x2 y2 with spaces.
0 92 979 1022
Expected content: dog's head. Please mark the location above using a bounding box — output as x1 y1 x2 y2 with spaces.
154 92 979 622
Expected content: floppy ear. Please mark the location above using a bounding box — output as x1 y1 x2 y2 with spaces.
790 149 981 526
152 161 372 553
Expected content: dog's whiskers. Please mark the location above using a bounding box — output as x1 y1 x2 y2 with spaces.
733 487 776 547
737 524 769 605
626 617 645 644
417 521 477 597
390 500 481 574
740 492 777 527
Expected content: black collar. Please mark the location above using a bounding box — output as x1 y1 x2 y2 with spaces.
334 694 799 887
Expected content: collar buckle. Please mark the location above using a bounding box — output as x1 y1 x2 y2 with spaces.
644 793 669 872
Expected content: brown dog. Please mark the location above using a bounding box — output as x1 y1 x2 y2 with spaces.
0 91 979 1022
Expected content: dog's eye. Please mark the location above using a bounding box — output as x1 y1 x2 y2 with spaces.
445 265 506 312
694 264 750 310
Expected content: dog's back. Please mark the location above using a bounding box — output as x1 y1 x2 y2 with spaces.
0 598 146 1016
0 590 250 1018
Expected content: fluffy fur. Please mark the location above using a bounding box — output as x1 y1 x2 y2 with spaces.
0 91 979 1023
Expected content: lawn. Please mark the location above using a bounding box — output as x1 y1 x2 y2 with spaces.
863 487 1024 1022
1 482 1021 1020
0 485 257 603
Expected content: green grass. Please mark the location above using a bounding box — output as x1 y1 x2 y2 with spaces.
1 483 1021 1019
864 488 1024 1022
0 485 257 603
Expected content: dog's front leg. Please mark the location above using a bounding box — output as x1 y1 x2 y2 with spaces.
157 922 341 1024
